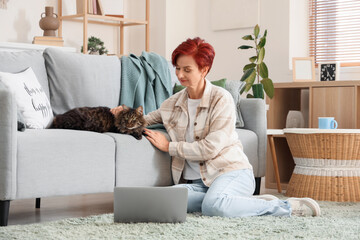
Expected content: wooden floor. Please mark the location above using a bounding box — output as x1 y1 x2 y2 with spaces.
8 193 114 226
7 177 283 226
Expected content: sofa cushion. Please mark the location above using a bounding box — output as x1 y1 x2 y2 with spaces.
0 50 50 98
236 128 258 172
43 48 121 115
105 131 173 187
0 67 53 129
225 80 245 127
16 129 115 199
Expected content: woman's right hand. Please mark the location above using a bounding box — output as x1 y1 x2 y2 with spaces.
143 128 170 152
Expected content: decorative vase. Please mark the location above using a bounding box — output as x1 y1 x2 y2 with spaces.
252 83 264 99
39 6 60 37
286 110 305 128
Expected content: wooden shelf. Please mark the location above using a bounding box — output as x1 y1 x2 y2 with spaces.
60 14 148 25
58 0 150 55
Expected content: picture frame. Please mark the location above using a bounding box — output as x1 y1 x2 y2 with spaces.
292 57 316 82
318 62 340 81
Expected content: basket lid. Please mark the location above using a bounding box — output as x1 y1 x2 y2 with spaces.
284 128 360 134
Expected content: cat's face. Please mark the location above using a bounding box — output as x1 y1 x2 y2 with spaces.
114 106 146 133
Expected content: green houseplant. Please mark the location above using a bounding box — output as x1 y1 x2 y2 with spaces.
81 36 108 55
238 24 274 99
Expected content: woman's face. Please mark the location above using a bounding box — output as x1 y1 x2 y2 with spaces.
175 55 208 89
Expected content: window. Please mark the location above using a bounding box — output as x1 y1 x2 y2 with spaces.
309 0 360 67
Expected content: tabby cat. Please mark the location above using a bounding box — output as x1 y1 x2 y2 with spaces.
51 105 146 140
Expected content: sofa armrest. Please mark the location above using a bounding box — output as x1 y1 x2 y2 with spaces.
0 82 17 200
238 98 267 177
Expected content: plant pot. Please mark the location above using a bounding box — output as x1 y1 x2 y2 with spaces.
252 83 264 99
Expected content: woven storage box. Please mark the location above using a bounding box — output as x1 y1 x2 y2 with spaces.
284 129 360 202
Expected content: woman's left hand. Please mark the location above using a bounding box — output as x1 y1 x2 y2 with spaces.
143 128 169 152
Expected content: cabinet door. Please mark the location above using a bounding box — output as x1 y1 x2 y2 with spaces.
311 86 355 128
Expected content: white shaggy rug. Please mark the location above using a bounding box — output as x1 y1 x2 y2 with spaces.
1 201 360 240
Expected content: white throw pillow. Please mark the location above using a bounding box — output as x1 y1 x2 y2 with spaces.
0 67 53 129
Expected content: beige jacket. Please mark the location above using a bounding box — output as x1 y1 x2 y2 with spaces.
144 79 252 186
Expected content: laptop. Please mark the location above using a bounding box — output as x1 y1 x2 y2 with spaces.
114 186 188 223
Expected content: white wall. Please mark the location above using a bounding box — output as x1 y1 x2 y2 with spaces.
289 0 309 69
260 0 292 83
0 0 57 43
1 0 359 81
164 0 197 60
124 0 167 57
125 0 198 59
193 0 293 83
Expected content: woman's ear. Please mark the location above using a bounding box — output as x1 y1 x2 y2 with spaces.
201 66 209 78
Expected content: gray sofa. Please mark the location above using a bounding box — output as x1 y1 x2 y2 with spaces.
0 48 266 226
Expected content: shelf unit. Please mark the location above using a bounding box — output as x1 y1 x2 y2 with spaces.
267 80 360 129
265 80 360 190
58 0 150 55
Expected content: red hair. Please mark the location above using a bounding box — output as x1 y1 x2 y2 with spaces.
171 37 215 74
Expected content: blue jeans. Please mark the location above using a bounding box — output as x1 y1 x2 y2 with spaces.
173 169 291 217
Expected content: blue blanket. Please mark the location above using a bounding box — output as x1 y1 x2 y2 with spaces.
120 51 172 115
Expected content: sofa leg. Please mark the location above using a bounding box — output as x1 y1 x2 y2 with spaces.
0 200 10 226
36 198 41 209
253 177 261 195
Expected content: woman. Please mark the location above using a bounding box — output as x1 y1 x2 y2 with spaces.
115 37 321 217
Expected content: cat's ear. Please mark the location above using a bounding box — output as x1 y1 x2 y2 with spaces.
136 106 143 115
122 104 130 110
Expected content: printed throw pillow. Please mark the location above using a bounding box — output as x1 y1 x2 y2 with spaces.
173 78 227 94
0 67 54 129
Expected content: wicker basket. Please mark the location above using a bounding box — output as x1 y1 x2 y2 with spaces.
284 129 360 202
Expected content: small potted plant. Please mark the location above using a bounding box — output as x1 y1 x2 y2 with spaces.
238 24 274 99
81 36 108 55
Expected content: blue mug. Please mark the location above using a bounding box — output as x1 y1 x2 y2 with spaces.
318 117 338 129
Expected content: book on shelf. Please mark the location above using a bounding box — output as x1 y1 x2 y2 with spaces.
96 0 104 15
76 0 104 15
88 0 93 14
93 0 97 15
32 36 64 47
76 0 84 14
